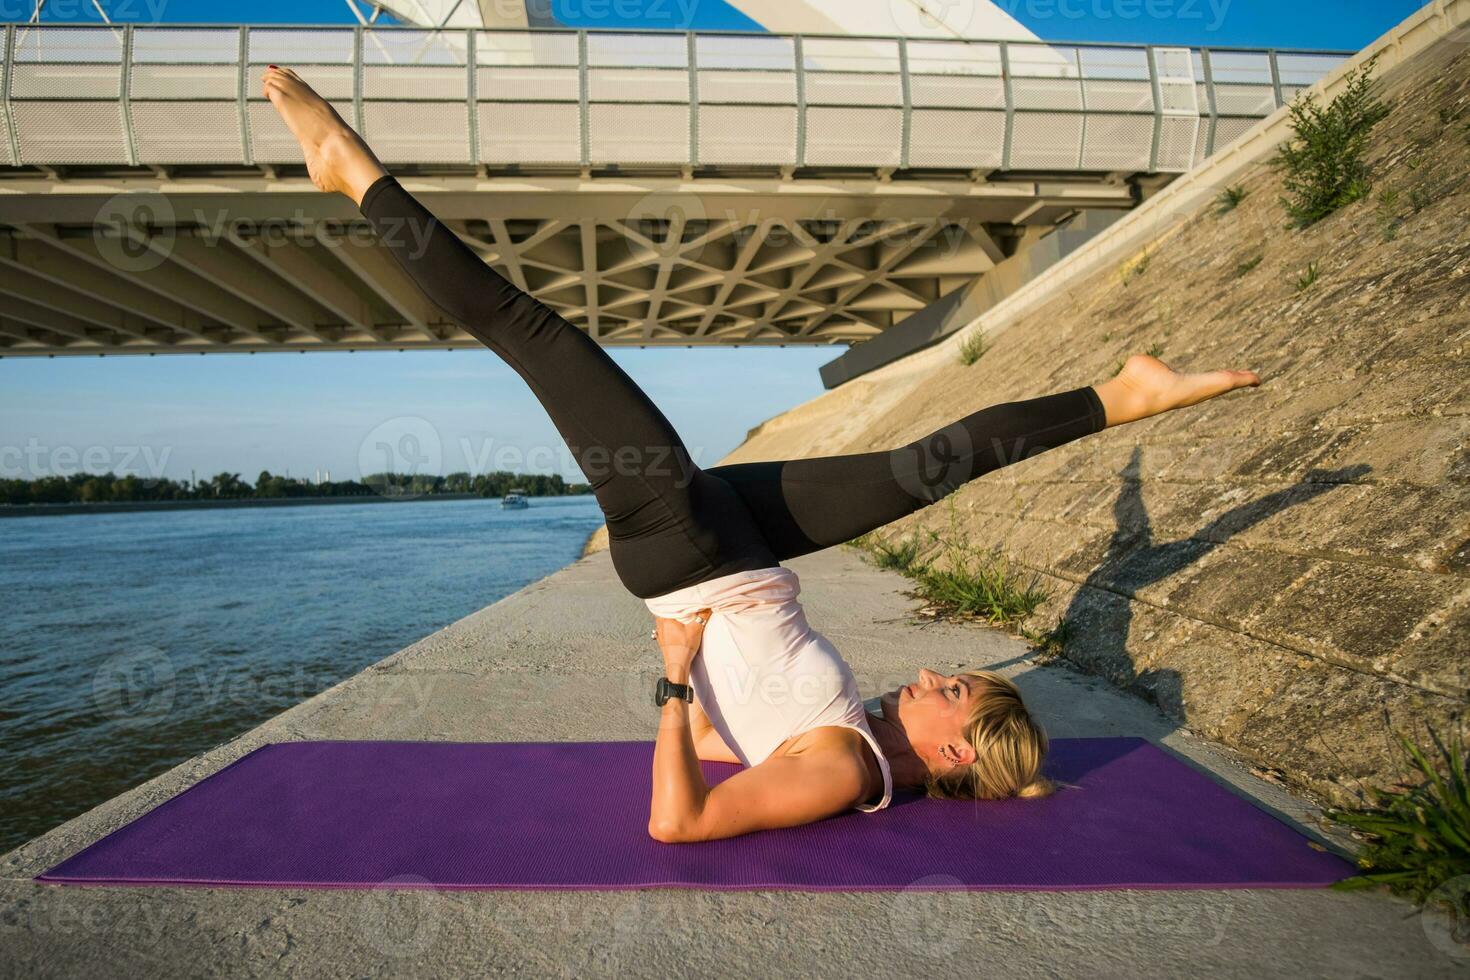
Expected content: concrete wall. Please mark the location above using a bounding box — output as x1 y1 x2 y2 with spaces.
716 7 1470 807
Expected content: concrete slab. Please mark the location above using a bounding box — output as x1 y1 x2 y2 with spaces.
1 546 1462 978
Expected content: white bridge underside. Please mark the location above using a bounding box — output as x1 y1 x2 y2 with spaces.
0 25 1342 356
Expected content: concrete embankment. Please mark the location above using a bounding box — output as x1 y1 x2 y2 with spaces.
697 6 1470 809
1 544 1460 976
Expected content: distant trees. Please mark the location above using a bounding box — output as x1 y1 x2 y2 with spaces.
0 470 591 506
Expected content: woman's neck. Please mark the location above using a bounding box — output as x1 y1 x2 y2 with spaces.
865 711 931 791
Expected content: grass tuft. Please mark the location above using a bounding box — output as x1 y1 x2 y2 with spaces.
1274 53 1389 229
1295 261 1321 291
957 329 988 367
1215 184 1248 214
1235 254 1264 278
850 517 1051 628
1326 725 1470 925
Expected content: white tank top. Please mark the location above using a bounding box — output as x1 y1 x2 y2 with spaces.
643 566 893 813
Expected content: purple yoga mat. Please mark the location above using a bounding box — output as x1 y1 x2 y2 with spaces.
36 737 1351 891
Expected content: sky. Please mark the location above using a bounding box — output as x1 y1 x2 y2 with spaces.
1 0 1426 486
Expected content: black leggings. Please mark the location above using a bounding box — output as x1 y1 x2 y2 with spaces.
359 175 1108 600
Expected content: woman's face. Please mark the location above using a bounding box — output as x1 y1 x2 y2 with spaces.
878 668 977 769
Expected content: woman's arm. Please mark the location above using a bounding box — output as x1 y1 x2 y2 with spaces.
647 612 868 842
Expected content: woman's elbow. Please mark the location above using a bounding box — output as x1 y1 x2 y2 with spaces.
647 817 699 844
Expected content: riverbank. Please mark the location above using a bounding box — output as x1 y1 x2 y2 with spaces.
1 544 1456 976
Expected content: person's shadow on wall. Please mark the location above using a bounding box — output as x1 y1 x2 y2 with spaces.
1056 445 1371 721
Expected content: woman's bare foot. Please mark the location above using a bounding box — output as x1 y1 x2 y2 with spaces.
261 66 387 206
1093 354 1260 427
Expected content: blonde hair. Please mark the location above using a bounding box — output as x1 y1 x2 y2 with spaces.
923 670 1054 801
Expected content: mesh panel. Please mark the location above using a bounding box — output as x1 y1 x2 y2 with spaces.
1082 78 1152 113
904 40 1001 77
1155 114 1200 172
362 64 467 100
1009 112 1083 169
1193 117 1212 164
1012 77 1083 111
694 34 793 72
803 106 901 166
130 63 237 100
363 102 471 163
476 66 578 102
360 29 467 67
697 69 794 105
247 29 354 67
804 72 901 107
1213 83 1276 116
909 74 1004 110
13 25 121 62
800 37 900 74
14 102 128 164
698 105 796 164
131 28 237 63
1008 43 1078 80
908 108 1004 168
1080 113 1152 170
1276 52 1342 87
131 102 244 163
476 30 578 67
588 67 688 103
1212 115 1260 148
247 98 354 163
1078 46 1148 81
588 103 687 164
586 32 687 69
478 101 581 163
0 55 12 166
13 63 120 99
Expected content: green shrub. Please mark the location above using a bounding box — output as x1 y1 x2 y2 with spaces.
957 329 988 366
1327 725 1470 923
1215 184 1248 214
1274 53 1389 229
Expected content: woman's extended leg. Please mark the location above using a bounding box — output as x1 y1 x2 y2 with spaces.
705 356 1259 561
263 66 777 598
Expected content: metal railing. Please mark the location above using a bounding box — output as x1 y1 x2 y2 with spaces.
0 23 1347 173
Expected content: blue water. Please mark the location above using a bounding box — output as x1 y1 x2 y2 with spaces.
0 495 604 854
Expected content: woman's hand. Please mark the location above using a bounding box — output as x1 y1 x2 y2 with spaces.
653 608 712 675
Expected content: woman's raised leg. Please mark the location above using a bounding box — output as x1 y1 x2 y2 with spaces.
263 66 776 597
705 356 1259 561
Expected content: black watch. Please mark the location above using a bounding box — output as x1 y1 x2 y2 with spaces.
654 677 694 706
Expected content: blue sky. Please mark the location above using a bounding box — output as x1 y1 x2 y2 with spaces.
3 0 1423 486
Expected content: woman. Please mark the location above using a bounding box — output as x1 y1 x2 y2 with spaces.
261 66 1260 844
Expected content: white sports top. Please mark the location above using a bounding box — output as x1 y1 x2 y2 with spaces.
643 565 893 813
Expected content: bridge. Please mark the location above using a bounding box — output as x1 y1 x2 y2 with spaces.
0 23 1343 360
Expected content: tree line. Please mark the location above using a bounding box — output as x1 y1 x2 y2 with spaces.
0 470 591 506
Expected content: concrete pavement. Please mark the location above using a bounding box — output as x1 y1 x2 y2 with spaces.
1 545 1461 978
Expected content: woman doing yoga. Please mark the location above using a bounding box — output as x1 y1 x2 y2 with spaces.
263 67 1260 844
